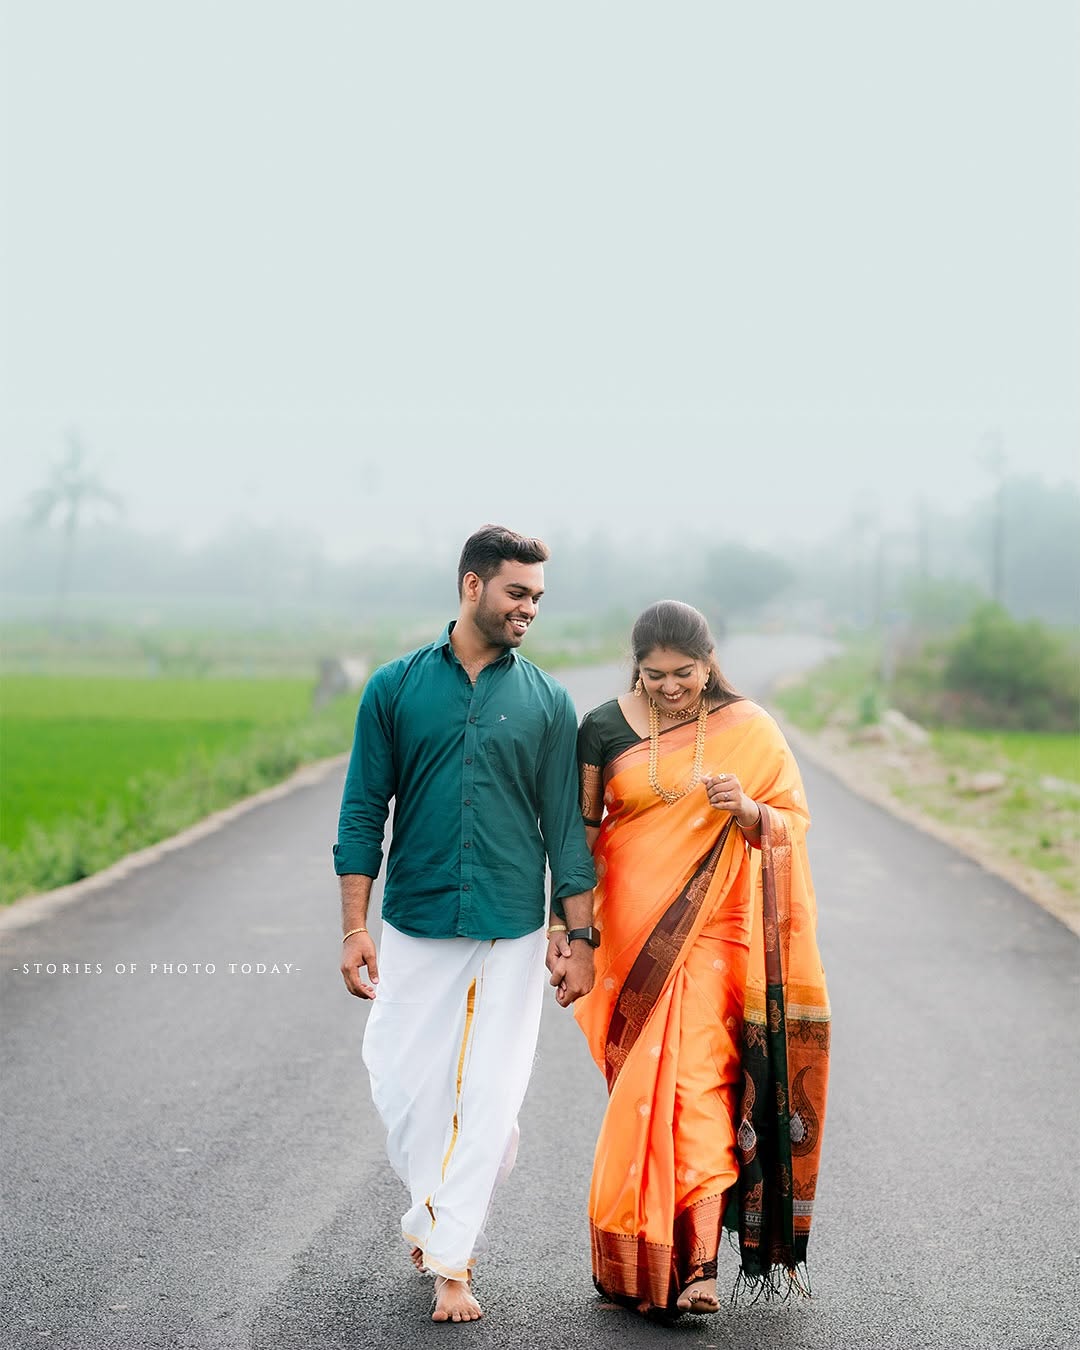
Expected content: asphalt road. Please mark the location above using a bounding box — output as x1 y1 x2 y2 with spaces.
2 636 1077 1350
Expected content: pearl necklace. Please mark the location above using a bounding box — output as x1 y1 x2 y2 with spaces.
648 697 710 804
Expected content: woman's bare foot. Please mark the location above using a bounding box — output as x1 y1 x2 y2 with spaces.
676 1276 720 1313
634 1298 683 1325
432 1275 482 1323
409 1246 424 1272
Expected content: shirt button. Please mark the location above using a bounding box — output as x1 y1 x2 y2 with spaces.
464 798 471 806
469 715 477 723
463 841 471 849
465 757 473 765
462 883 471 891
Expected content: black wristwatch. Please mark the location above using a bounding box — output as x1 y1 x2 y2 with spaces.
566 926 601 949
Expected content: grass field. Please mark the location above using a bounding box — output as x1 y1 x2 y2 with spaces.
772 644 1079 907
931 728 1079 783
0 673 357 903
1 676 315 849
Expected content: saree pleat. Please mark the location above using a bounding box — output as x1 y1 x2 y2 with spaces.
575 701 830 1309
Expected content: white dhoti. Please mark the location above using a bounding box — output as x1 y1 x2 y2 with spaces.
362 922 547 1281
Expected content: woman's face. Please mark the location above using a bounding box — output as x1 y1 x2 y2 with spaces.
638 646 709 715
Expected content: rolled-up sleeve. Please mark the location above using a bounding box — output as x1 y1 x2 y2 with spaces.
333 667 396 877
537 688 597 915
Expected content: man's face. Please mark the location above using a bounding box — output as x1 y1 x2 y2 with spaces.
473 560 545 648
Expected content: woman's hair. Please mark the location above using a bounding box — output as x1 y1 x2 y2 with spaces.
630 600 741 705
457 524 550 596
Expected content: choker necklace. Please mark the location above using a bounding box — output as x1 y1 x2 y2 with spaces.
648 697 710 804
651 697 702 722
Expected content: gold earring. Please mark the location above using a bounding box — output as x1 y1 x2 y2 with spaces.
633 677 643 697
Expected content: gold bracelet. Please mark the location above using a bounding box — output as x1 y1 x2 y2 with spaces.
737 803 762 831
546 923 568 934
342 927 368 943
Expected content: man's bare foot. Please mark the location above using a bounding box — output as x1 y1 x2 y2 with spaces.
410 1246 424 1272
676 1276 719 1313
432 1275 482 1323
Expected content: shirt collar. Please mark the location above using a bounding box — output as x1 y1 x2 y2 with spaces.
437 620 517 666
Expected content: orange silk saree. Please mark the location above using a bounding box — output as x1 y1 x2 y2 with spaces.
574 700 830 1308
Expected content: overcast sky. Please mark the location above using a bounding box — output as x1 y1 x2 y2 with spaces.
2 1 1077 560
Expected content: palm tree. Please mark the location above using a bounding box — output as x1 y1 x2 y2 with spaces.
26 431 123 625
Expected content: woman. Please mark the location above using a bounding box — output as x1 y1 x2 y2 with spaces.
571 601 830 1318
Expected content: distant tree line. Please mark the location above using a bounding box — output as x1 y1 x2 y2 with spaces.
4 472 1077 636
785 475 1080 633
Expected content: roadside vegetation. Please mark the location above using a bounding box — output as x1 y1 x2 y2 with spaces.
0 614 629 907
772 611 1080 917
3 464 1075 909
0 672 358 905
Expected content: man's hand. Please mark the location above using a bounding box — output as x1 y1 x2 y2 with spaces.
546 930 573 1004
341 931 380 999
550 941 595 1008
545 931 572 977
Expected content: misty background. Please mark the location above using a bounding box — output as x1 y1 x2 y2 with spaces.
2 1 1078 638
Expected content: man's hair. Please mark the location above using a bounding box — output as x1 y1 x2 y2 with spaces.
457 524 550 596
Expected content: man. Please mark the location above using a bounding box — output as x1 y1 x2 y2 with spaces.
335 524 597 1325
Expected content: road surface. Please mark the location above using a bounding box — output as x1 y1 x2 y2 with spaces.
2 636 1077 1350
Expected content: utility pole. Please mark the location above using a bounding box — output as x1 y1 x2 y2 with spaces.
849 505 875 629
978 432 1007 606
915 495 930 586
873 531 886 630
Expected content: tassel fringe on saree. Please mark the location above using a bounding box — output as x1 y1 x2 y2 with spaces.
574 700 830 1311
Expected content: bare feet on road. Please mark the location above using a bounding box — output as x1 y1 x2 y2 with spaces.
432 1275 482 1323
676 1275 720 1313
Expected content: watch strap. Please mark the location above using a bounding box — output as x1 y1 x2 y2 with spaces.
566 926 601 949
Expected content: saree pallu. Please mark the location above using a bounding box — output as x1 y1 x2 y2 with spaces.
574 700 830 1309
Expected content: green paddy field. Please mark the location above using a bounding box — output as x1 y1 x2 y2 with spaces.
0 674 356 903
1 676 314 847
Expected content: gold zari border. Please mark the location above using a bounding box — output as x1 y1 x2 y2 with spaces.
591 1193 726 1310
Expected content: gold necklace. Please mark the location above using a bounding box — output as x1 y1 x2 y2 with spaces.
651 697 702 722
648 697 710 804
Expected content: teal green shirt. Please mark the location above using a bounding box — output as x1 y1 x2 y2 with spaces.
334 623 595 940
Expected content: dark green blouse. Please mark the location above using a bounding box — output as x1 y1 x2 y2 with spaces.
577 697 751 827
577 698 702 827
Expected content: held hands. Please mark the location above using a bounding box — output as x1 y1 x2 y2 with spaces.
703 772 761 831
342 928 593 1005
341 931 380 999
546 931 595 1008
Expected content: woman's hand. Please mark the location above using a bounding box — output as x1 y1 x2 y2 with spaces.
703 773 761 832
553 942 596 1007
